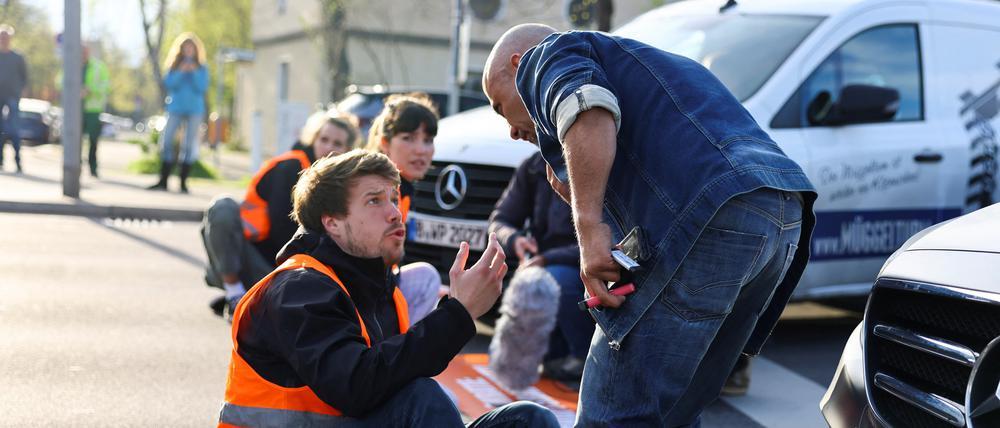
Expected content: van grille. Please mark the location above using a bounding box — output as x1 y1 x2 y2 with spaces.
403 161 516 282
865 280 1000 427
410 161 515 221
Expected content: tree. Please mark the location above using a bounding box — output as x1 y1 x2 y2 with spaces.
0 1 60 101
138 0 168 105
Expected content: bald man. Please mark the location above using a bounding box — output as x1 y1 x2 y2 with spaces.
483 24 817 426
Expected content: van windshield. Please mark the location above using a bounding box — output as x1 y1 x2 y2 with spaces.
615 13 823 101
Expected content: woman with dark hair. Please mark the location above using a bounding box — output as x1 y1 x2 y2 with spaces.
148 32 209 193
367 93 443 323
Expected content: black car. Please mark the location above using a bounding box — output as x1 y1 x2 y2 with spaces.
334 86 489 140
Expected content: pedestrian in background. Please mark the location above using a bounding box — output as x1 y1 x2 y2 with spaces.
81 45 109 178
148 32 208 193
0 24 27 174
366 93 445 324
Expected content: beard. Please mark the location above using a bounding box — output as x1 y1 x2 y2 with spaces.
342 223 405 266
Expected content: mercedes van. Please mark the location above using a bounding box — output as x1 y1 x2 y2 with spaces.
403 0 1000 302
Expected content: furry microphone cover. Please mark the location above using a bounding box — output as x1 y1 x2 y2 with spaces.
488 266 561 391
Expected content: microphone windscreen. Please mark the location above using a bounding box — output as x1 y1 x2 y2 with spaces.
488 266 561 391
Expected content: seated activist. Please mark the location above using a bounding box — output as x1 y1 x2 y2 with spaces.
202 110 357 319
489 152 593 383
366 93 445 323
219 150 559 427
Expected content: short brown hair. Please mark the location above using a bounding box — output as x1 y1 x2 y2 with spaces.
292 149 401 231
366 92 440 151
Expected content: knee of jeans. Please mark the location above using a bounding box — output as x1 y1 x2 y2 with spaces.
502 401 560 427
208 196 239 219
397 378 454 412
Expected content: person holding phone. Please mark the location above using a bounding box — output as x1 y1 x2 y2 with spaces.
483 24 817 426
148 32 209 193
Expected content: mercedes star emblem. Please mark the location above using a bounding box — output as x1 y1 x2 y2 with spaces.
967 336 1000 426
435 164 468 211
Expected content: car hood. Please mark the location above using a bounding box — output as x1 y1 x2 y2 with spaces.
905 203 1000 254
432 106 537 168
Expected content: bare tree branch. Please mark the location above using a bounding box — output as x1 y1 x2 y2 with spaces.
139 0 167 105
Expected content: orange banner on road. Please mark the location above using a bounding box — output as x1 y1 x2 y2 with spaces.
434 354 578 426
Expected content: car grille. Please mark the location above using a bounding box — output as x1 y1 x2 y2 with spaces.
865 279 1000 427
403 161 515 282
410 161 515 221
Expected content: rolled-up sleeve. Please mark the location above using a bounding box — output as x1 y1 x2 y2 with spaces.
515 32 621 183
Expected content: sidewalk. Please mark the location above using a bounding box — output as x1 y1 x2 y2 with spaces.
0 135 255 222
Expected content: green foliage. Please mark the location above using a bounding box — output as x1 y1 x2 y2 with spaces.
0 2 60 101
127 155 219 179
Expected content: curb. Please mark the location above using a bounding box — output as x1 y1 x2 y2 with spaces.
0 200 204 222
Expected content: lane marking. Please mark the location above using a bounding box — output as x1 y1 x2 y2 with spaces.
721 357 828 428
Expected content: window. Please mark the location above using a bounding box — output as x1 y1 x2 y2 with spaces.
772 24 923 128
278 62 289 102
277 0 287 15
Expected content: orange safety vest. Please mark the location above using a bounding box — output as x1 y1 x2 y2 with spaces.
399 193 411 223
240 150 312 242
219 254 410 427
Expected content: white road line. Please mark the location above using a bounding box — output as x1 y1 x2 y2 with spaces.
721 358 828 428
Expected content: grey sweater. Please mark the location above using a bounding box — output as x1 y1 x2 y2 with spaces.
0 50 28 99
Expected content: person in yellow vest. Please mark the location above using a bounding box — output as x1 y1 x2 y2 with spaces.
202 111 357 320
220 149 558 427
81 45 110 177
366 93 444 324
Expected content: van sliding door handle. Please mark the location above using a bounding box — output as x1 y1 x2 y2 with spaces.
913 152 943 163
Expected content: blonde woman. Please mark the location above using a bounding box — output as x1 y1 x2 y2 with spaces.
149 32 208 193
203 110 359 320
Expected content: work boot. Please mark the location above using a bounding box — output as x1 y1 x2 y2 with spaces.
179 163 191 194
147 161 172 190
721 357 752 396
209 295 226 317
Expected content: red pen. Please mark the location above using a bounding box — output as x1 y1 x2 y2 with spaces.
577 284 636 311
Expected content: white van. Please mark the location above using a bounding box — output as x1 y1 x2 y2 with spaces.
403 0 1000 302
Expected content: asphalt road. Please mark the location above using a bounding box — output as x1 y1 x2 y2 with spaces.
0 213 860 427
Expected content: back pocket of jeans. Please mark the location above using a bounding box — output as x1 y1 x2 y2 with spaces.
660 227 766 321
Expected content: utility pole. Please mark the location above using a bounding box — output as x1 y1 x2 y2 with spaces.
447 0 470 117
62 0 82 198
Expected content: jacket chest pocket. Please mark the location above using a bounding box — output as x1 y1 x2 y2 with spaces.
660 226 766 321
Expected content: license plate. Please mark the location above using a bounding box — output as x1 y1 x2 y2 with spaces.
408 213 488 251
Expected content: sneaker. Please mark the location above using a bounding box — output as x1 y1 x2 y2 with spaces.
721 362 751 396
542 356 585 382
209 296 226 317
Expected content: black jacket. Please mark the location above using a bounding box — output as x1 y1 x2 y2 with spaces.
236 227 476 417
489 152 580 267
250 141 316 264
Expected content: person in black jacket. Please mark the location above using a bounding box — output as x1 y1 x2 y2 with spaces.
202 111 357 319
220 149 558 427
489 152 594 381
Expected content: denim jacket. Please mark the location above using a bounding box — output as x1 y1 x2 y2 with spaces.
515 31 817 354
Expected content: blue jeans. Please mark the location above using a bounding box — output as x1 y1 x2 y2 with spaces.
0 96 21 166
545 265 596 361
160 112 202 164
326 378 560 427
576 188 803 427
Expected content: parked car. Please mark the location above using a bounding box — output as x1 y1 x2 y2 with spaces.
822 202 1000 427
1 98 57 145
402 0 1000 305
334 85 489 141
